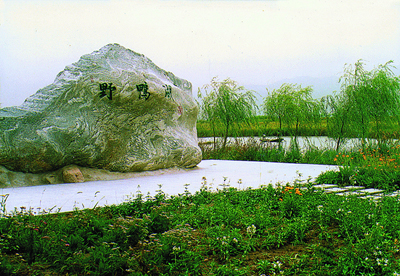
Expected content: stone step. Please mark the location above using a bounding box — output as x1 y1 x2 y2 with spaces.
312 184 339 189
307 183 396 201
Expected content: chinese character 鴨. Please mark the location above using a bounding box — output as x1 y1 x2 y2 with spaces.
137 82 150 100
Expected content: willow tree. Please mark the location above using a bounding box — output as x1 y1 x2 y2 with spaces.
339 60 400 146
198 77 257 149
263 83 317 146
325 93 353 151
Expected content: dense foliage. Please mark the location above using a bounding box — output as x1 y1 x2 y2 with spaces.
197 77 258 148
2 183 400 275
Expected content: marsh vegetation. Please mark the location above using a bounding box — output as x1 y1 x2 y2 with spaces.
2 182 400 275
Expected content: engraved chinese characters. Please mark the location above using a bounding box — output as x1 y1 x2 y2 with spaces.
99 83 116 100
136 82 149 100
99 82 174 102
164 84 172 99
0 43 201 174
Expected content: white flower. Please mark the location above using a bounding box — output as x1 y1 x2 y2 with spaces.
247 224 257 235
273 261 282 268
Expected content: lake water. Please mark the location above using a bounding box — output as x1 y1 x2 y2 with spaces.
198 136 397 151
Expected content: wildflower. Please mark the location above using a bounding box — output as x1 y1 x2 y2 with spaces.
232 238 238 243
334 158 337 162
273 261 282 268
247 224 256 236
295 188 302 195
172 246 181 252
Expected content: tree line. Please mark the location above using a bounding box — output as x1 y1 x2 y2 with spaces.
197 60 400 150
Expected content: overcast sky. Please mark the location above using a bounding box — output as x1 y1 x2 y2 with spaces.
1 0 400 107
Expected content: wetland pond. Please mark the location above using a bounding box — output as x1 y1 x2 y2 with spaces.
198 136 398 151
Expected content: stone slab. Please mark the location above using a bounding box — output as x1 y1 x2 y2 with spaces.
386 191 400 197
312 184 339 189
324 187 350 194
343 186 365 190
358 188 384 195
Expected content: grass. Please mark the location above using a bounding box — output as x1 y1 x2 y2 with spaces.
200 137 400 192
196 119 327 138
2 121 400 275
197 117 400 139
200 137 339 165
1 181 400 275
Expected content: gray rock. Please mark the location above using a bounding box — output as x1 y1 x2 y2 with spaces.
0 43 202 173
62 165 85 183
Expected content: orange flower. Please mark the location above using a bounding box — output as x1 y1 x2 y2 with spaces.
333 158 337 162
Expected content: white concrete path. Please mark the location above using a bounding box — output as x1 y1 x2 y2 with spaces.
0 160 337 215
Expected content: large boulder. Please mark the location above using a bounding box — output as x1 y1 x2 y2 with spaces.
0 43 202 173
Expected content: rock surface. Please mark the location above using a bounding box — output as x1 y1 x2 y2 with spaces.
0 43 202 173
62 165 85 183
0 164 192 187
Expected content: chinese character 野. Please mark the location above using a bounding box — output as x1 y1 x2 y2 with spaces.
163 84 172 98
99 83 116 100
137 82 150 100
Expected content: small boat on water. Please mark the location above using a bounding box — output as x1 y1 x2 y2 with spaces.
259 137 284 143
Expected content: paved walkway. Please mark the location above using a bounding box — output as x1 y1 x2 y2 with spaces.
0 160 337 215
